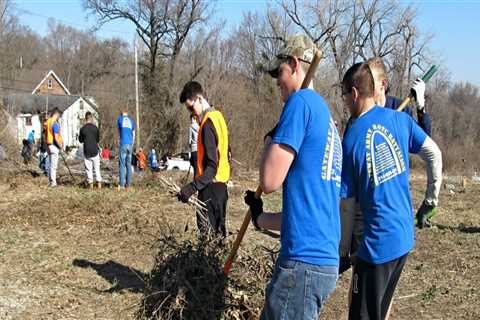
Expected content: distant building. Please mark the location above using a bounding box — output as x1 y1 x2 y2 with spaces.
2 70 99 149
31 70 71 96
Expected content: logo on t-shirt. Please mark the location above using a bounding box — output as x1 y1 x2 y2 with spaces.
366 124 406 186
321 119 342 187
122 117 132 129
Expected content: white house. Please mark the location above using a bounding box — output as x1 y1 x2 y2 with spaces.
2 70 99 149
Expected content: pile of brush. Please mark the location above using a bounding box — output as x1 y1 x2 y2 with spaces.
138 227 278 320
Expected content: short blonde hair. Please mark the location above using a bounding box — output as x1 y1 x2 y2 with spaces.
366 57 387 82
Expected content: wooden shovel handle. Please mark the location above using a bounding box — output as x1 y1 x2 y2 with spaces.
301 50 322 89
223 186 262 275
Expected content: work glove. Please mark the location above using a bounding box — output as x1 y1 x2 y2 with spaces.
244 190 263 229
411 78 426 111
415 200 437 229
177 183 197 203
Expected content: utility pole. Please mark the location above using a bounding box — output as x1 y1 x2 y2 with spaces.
134 34 140 148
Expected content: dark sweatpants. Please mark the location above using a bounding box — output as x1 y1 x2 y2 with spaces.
197 182 228 237
349 254 408 320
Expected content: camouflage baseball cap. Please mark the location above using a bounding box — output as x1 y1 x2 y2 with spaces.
266 35 317 78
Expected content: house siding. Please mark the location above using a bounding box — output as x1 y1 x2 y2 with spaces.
60 98 99 148
14 98 99 148
33 74 68 96
16 114 42 143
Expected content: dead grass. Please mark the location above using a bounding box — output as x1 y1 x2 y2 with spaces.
0 168 479 319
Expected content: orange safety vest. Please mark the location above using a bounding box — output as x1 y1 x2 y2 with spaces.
197 109 230 183
44 117 62 146
137 151 146 169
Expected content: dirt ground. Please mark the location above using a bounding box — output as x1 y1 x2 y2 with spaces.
0 166 479 319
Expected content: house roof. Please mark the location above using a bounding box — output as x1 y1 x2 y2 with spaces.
2 94 97 115
31 70 71 95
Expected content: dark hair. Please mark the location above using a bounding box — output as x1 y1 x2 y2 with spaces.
85 111 92 120
52 107 62 116
342 62 375 98
179 81 203 103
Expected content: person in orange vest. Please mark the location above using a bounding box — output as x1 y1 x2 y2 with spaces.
136 148 146 171
44 108 63 187
178 81 230 238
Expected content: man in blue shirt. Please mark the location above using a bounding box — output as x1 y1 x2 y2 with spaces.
117 111 135 190
340 57 435 276
340 62 442 320
368 57 431 136
244 35 342 319
27 130 35 144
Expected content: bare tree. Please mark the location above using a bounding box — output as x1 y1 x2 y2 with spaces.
278 0 433 129
84 0 209 153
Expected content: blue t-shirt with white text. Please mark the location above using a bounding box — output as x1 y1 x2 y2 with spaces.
272 89 342 266
117 115 136 145
341 106 427 264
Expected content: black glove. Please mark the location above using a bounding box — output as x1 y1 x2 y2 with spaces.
177 183 197 203
244 190 263 229
416 200 436 229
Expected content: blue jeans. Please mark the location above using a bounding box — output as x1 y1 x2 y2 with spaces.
119 144 133 187
261 259 338 320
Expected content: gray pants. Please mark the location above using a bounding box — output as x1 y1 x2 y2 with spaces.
84 154 102 184
48 145 59 186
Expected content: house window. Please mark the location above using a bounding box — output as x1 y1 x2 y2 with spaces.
48 79 53 89
25 116 32 126
79 100 84 111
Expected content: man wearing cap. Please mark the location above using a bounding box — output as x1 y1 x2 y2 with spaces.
243 35 343 319
117 111 136 190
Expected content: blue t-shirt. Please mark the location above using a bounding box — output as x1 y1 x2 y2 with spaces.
341 106 427 264
117 115 135 145
272 89 342 266
52 123 60 134
28 131 35 142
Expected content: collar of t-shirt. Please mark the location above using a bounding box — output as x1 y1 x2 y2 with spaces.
350 104 378 125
